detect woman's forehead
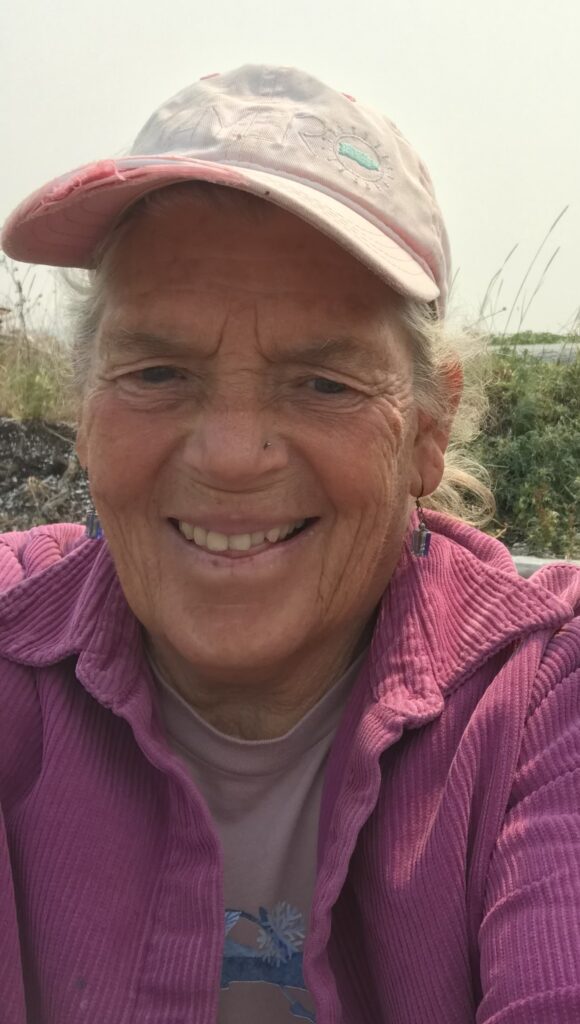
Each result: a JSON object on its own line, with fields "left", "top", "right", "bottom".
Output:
{"left": 106, "top": 195, "right": 399, "bottom": 305}
{"left": 96, "top": 196, "right": 408, "bottom": 365}
{"left": 99, "top": 285, "right": 405, "bottom": 369}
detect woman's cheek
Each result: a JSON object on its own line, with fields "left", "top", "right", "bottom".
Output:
{"left": 82, "top": 392, "right": 169, "bottom": 500}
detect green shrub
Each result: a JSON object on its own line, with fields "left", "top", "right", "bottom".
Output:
{"left": 470, "top": 348, "right": 580, "bottom": 558}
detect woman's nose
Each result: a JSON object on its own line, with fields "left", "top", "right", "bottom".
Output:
{"left": 178, "top": 402, "right": 286, "bottom": 490}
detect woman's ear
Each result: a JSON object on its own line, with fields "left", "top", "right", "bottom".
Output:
{"left": 444, "top": 359, "right": 464, "bottom": 419}
{"left": 411, "top": 360, "right": 464, "bottom": 498}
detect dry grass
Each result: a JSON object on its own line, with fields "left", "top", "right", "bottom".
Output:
{"left": 0, "top": 254, "right": 75, "bottom": 422}
{"left": 0, "top": 330, "right": 76, "bottom": 422}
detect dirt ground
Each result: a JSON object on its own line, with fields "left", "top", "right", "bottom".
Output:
{"left": 0, "top": 417, "right": 89, "bottom": 533}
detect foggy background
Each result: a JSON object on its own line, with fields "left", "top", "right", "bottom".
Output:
{"left": 1, "top": 0, "right": 579, "bottom": 334}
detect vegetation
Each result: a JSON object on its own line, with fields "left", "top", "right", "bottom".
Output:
{"left": 0, "top": 254, "right": 75, "bottom": 422}
{"left": 490, "top": 331, "right": 573, "bottom": 346}
{"left": 0, "top": 332, "right": 75, "bottom": 422}
{"left": 469, "top": 347, "right": 580, "bottom": 559}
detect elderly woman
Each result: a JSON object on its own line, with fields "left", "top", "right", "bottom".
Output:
{"left": 1, "top": 66, "right": 579, "bottom": 1024}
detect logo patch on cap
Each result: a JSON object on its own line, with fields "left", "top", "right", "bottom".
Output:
{"left": 338, "top": 141, "right": 379, "bottom": 171}
{"left": 331, "top": 132, "right": 393, "bottom": 192}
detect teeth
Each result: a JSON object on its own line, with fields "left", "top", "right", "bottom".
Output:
{"left": 229, "top": 533, "right": 252, "bottom": 551}
{"left": 206, "top": 531, "right": 228, "bottom": 552}
{"left": 177, "top": 519, "right": 307, "bottom": 552}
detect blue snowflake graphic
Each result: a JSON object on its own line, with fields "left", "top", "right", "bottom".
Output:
{"left": 222, "top": 902, "right": 316, "bottom": 1021}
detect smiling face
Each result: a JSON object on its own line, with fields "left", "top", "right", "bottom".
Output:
{"left": 77, "top": 193, "right": 448, "bottom": 689}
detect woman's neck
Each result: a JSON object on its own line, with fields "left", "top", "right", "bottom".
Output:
{"left": 146, "top": 615, "right": 375, "bottom": 741}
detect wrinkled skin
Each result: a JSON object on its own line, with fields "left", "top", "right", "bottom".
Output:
{"left": 77, "top": 197, "right": 455, "bottom": 738}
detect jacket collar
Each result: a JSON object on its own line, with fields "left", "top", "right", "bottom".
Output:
{"left": 0, "top": 538, "right": 144, "bottom": 709}
{"left": 0, "top": 515, "right": 574, "bottom": 717}
{"left": 368, "top": 512, "right": 574, "bottom": 717}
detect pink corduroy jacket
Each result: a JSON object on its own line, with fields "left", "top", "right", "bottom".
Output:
{"left": 0, "top": 515, "right": 579, "bottom": 1024}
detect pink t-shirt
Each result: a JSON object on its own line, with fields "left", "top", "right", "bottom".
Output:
{"left": 150, "top": 653, "right": 365, "bottom": 1023}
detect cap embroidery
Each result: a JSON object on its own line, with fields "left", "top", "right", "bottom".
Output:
{"left": 331, "top": 131, "right": 393, "bottom": 192}
{"left": 136, "top": 104, "right": 394, "bottom": 196}
{"left": 338, "top": 141, "right": 379, "bottom": 171}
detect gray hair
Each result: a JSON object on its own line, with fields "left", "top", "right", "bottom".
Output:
{"left": 63, "top": 182, "right": 494, "bottom": 526}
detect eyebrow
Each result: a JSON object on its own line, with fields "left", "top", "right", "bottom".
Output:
{"left": 100, "top": 328, "right": 383, "bottom": 373}
{"left": 273, "top": 336, "right": 382, "bottom": 374}
{"left": 100, "top": 328, "right": 188, "bottom": 357}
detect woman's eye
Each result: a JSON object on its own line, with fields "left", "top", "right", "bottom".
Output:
{"left": 134, "top": 366, "right": 183, "bottom": 384}
{"left": 308, "top": 377, "right": 348, "bottom": 394}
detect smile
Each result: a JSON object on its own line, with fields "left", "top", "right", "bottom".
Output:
{"left": 176, "top": 518, "right": 308, "bottom": 553}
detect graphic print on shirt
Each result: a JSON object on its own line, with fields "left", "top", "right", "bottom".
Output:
{"left": 221, "top": 902, "right": 316, "bottom": 1021}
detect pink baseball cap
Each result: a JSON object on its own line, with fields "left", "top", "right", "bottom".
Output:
{"left": 1, "top": 65, "right": 451, "bottom": 313}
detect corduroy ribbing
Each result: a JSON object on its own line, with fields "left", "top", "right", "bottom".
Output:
{"left": 0, "top": 517, "right": 579, "bottom": 1023}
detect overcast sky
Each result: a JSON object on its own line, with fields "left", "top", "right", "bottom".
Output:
{"left": 1, "top": 0, "right": 579, "bottom": 334}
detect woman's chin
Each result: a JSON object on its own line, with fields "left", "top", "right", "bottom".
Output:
{"left": 155, "top": 608, "right": 316, "bottom": 681}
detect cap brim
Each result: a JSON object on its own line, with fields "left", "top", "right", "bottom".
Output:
{"left": 1, "top": 156, "right": 440, "bottom": 303}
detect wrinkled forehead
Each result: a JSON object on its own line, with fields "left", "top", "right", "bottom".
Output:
{"left": 95, "top": 193, "right": 410, "bottom": 362}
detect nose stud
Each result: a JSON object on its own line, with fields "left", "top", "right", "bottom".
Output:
{"left": 263, "top": 440, "right": 272, "bottom": 450}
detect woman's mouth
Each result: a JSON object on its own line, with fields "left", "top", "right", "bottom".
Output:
{"left": 170, "top": 517, "right": 315, "bottom": 555}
